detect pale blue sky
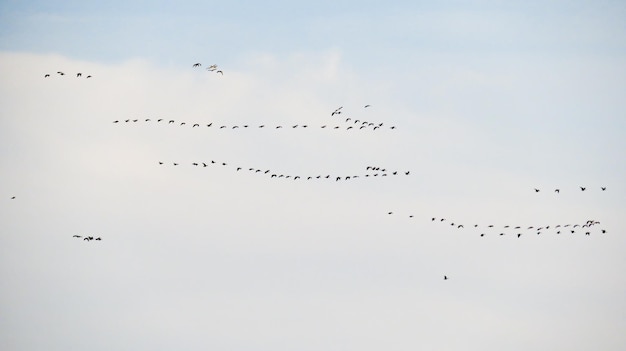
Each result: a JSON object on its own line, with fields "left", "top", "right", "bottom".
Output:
{"left": 1, "top": 1, "right": 625, "bottom": 350}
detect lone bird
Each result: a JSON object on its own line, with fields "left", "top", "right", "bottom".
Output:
{"left": 444, "top": 276, "right": 448, "bottom": 280}
{"left": 193, "top": 63, "right": 201, "bottom": 67}
{"left": 534, "top": 188, "right": 540, "bottom": 192}
{"left": 555, "top": 189, "right": 560, "bottom": 193}
{"left": 601, "top": 187, "right": 606, "bottom": 191}
{"left": 77, "top": 73, "right": 82, "bottom": 77}
{"left": 580, "top": 186, "right": 586, "bottom": 191}
{"left": 44, "top": 74, "right": 50, "bottom": 77}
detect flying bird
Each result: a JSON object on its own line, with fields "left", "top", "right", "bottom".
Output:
{"left": 580, "top": 186, "right": 586, "bottom": 191}
{"left": 534, "top": 188, "right": 540, "bottom": 192}
{"left": 44, "top": 74, "right": 50, "bottom": 77}
{"left": 601, "top": 187, "right": 606, "bottom": 191}
{"left": 193, "top": 63, "right": 201, "bottom": 67}
{"left": 76, "top": 73, "right": 82, "bottom": 77}
{"left": 364, "top": 105, "right": 371, "bottom": 108}
{"left": 555, "top": 189, "right": 560, "bottom": 193}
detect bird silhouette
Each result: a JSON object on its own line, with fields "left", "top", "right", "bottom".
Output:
{"left": 73, "top": 235, "right": 81, "bottom": 238}
{"left": 580, "top": 186, "right": 586, "bottom": 191}
{"left": 86, "top": 75, "right": 92, "bottom": 78}
{"left": 364, "top": 105, "right": 371, "bottom": 108}
{"left": 534, "top": 188, "right": 540, "bottom": 192}
{"left": 555, "top": 189, "right": 560, "bottom": 193}
{"left": 444, "top": 276, "right": 448, "bottom": 280}
{"left": 77, "top": 73, "right": 82, "bottom": 77}
{"left": 601, "top": 187, "right": 606, "bottom": 191}
{"left": 44, "top": 74, "right": 50, "bottom": 77}
{"left": 95, "top": 237, "right": 101, "bottom": 240}
{"left": 193, "top": 63, "right": 201, "bottom": 67}
{"left": 193, "top": 124, "right": 199, "bottom": 127}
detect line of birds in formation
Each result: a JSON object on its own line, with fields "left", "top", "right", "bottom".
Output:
{"left": 387, "top": 213, "right": 606, "bottom": 237}
{"left": 72, "top": 235, "right": 102, "bottom": 241}
{"left": 192, "top": 63, "right": 223, "bottom": 75}
{"left": 113, "top": 118, "right": 396, "bottom": 130}
{"left": 44, "top": 72, "right": 92, "bottom": 78}
{"left": 159, "top": 161, "right": 410, "bottom": 181}
{"left": 534, "top": 187, "right": 607, "bottom": 193}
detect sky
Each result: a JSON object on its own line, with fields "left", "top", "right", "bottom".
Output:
{"left": 1, "top": 1, "right": 625, "bottom": 350}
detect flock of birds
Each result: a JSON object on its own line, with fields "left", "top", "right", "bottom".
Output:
{"left": 193, "top": 62, "right": 223, "bottom": 75}
{"left": 534, "top": 187, "right": 606, "bottom": 193}
{"left": 112, "top": 116, "right": 396, "bottom": 131}
{"left": 387, "top": 212, "right": 606, "bottom": 238}
{"left": 159, "top": 161, "right": 410, "bottom": 181}
{"left": 72, "top": 235, "right": 102, "bottom": 242}
{"left": 10, "top": 61, "right": 607, "bottom": 282}
{"left": 44, "top": 71, "right": 92, "bottom": 78}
